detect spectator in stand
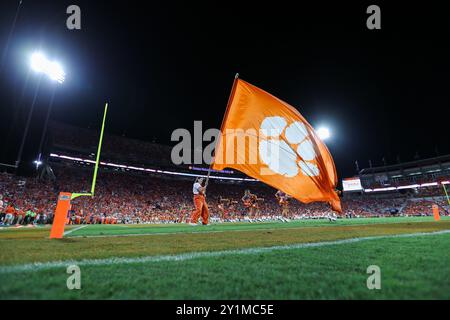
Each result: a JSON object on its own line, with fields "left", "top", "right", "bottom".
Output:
{"left": 0, "top": 164, "right": 448, "bottom": 226}
{"left": 0, "top": 195, "right": 4, "bottom": 223}
{"left": 4, "top": 203, "right": 16, "bottom": 226}
{"left": 15, "top": 208, "right": 25, "bottom": 225}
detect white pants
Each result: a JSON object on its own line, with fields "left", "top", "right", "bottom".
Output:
{"left": 4, "top": 214, "right": 14, "bottom": 225}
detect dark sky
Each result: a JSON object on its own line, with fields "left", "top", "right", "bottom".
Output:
{"left": 0, "top": 0, "right": 449, "bottom": 179}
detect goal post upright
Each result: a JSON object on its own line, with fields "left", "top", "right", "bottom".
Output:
{"left": 443, "top": 182, "right": 450, "bottom": 206}
{"left": 90, "top": 102, "right": 108, "bottom": 197}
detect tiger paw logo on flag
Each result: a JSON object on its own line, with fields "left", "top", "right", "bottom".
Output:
{"left": 259, "top": 116, "right": 320, "bottom": 178}
{"left": 213, "top": 78, "right": 342, "bottom": 212}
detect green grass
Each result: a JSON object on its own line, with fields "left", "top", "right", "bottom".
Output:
{"left": 58, "top": 216, "right": 450, "bottom": 236}
{"left": 1, "top": 233, "right": 449, "bottom": 299}
{"left": 0, "top": 217, "right": 449, "bottom": 299}
{"left": 0, "top": 216, "right": 443, "bottom": 240}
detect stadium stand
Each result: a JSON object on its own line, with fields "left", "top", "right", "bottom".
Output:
{"left": 1, "top": 161, "right": 449, "bottom": 226}
{"left": 0, "top": 123, "right": 449, "bottom": 226}
{"left": 49, "top": 121, "right": 174, "bottom": 168}
{"left": 359, "top": 155, "right": 450, "bottom": 190}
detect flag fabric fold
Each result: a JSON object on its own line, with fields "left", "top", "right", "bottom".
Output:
{"left": 212, "top": 78, "right": 341, "bottom": 212}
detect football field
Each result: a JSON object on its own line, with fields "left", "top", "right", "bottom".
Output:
{"left": 1, "top": 217, "right": 449, "bottom": 299}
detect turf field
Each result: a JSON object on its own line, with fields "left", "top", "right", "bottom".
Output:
{"left": 0, "top": 216, "right": 449, "bottom": 299}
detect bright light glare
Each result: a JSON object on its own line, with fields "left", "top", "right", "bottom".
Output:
{"left": 316, "top": 127, "right": 331, "bottom": 140}
{"left": 30, "top": 51, "right": 65, "bottom": 83}
{"left": 30, "top": 52, "right": 47, "bottom": 72}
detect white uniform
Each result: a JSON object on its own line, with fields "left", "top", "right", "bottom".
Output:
{"left": 193, "top": 182, "right": 202, "bottom": 195}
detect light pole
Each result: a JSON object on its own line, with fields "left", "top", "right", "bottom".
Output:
{"left": 15, "top": 51, "right": 65, "bottom": 170}
{"left": 15, "top": 74, "right": 42, "bottom": 169}
{"left": 36, "top": 85, "right": 56, "bottom": 169}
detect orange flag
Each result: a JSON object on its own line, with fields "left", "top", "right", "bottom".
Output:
{"left": 212, "top": 78, "right": 342, "bottom": 212}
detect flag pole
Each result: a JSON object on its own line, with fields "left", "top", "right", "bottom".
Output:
{"left": 205, "top": 73, "right": 239, "bottom": 190}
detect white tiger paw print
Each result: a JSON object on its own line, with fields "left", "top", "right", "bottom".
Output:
{"left": 259, "top": 116, "right": 320, "bottom": 178}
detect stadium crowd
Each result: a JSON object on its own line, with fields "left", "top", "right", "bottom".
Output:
{"left": 0, "top": 163, "right": 449, "bottom": 226}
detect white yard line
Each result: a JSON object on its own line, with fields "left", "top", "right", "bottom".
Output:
{"left": 63, "top": 225, "right": 88, "bottom": 236}
{"left": 1, "top": 229, "right": 449, "bottom": 274}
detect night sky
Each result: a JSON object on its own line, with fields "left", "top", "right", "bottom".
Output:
{"left": 0, "top": 1, "right": 449, "bottom": 179}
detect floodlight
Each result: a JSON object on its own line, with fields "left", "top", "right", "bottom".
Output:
{"left": 30, "top": 51, "right": 65, "bottom": 83}
{"left": 316, "top": 127, "right": 331, "bottom": 140}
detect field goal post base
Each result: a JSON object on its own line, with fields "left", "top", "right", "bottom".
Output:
{"left": 49, "top": 192, "right": 92, "bottom": 239}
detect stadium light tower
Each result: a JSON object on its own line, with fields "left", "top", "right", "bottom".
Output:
{"left": 15, "top": 51, "right": 66, "bottom": 171}
{"left": 316, "top": 127, "right": 331, "bottom": 140}
{"left": 30, "top": 51, "right": 65, "bottom": 83}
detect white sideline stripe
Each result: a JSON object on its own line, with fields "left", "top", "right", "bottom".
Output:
{"left": 1, "top": 229, "right": 450, "bottom": 274}
{"left": 63, "top": 225, "right": 87, "bottom": 236}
